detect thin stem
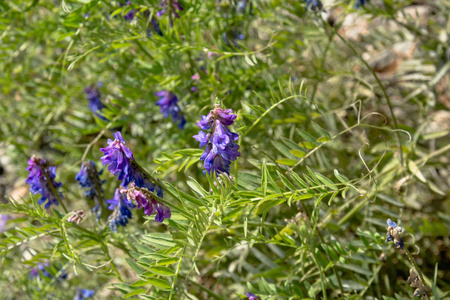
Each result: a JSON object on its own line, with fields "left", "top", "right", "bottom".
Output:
{"left": 311, "top": 252, "right": 328, "bottom": 300}
{"left": 100, "top": 240, "right": 123, "bottom": 281}
{"left": 168, "top": 248, "right": 185, "bottom": 300}
{"left": 299, "top": 201, "right": 344, "bottom": 294}
{"left": 333, "top": 30, "right": 404, "bottom": 166}
{"left": 310, "top": 24, "right": 341, "bottom": 103}
{"left": 178, "top": 275, "right": 225, "bottom": 300}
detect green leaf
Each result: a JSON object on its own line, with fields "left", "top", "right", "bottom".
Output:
{"left": 271, "top": 141, "right": 297, "bottom": 159}
{"left": 131, "top": 280, "right": 150, "bottom": 287}
{"left": 148, "top": 266, "right": 176, "bottom": 276}
{"left": 187, "top": 177, "right": 208, "bottom": 197}
{"left": 277, "top": 159, "right": 296, "bottom": 166}
{"left": 261, "top": 163, "right": 268, "bottom": 196}
{"left": 290, "top": 149, "right": 306, "bottom": 158}
{"left": 296, "top": 129, "right": 317, "bottom": 143}
{"left": 124, "top": 288, "right": 146, "bottom": 299}
{"left": 311, "top": 122, "right": 331, "bottom": 138}
{"left": 334, "top": 169, "right": 349, "bottom": 184}
{"left": 146, "top": 277, "right": 171, "bottom": 290}
{"left": 298, "top": 142, "right": 316, "bottom": 149}
{"left": 315, "top": 173, "right": 338, "bottom": 191}
{"left": 126, "top": 258, "right": 144, "bottom": 274}
{"left": 173, "top": 148, "right": 204, "bottom": 156}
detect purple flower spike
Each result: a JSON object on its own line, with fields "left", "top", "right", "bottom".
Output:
{"left": 155, "top": 91, "right": 186, "bottom": 129}
{"left": 85, "top": 85, "right": 108, "bottom": 121}
{"left": 100, "top": 132, "right": 135, "bottom": 186}
{"left": 246, "top": 292, "right": 261, "bottom": 300}
{"left": 26, "top": 156, "right": 63, "bottom": 209}
{"left": 387, "top": 219, "right": 397, "bottom": 228}
{"left": 193, "top": 105, "right": 240, "bottom": 176}
{"left": 30, "top": 262, "right": 67, "bottom": 281}
{"left": 127, "top": 183, "right": 171, "bottom": 222}
{"left": 0, "top": 215, "right": 8, "bottom": 232}
{"left": 74, "top": 288, "right": 95, "bottom": 300}
{"left": 107, "top": 188, "right": 135, "bottom": 232}
{"left": 76, "top": 161, "right": 104, "bottom": 220}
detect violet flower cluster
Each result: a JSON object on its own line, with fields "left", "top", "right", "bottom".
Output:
{"left": 30, "top": 263, "right": 51, "bottom": 279}
{"left": 304, "top": 0, "right": 323, "bottom": 11}
{"left": 155, "top": 91, "right": 186, "bottom": 129}
{"left": 355, "top": 0, "right": 369, "bottom": 8}
{"left": 30, "top": 262, "right": 67, "bottom": 280}
{"left": 74, "top": 288, "right": 95, "bottom": 300}
{"left": 76, "top": 160, "right": 105, "bottom": 220}
{"left": 100, "top": 131, "right": 171, "bottom": 228}
{"left": 385, "top": 219, "right": 404, "bottom": 249}
{"left": 100, "top": 131, "right": 136, "bottom": 187}
{"left": 26, "top": 155, "right": 63, "bottom": 209}
{"left": 107, "top": 188, "right": 135, "bottom": 232}
{"left": 194, "top": 105, "right": 240, "bottom": 175}
{"left": 157, "top": 0, "right": 183, "bottom": 27}
{"left": 246, "top": 292, "right": 260, "bottom": 300}
{"left": 85, "top": 84, "right": 108, "bottom": 121}
{"left": 127, "top": 183, "right": 171, "bottom": 222}
{"left": 0, "top": 214, "right": 8, "bottom": 232}
{"left": 122, "top": 1, "right": 163, "bottom": 36}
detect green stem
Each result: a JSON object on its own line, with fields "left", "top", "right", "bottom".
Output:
{"left": 178, "top": 275, "right": 225, "bottom": 300}
{"left": 100, "top": 241, "right": 123, "bottom": 281}
{"left": 333, "top": 30, "right": 404, "bottom": 167}
{"left": 168, "top": 248, "right": 185, "bottom": 300}
{"left": 311, "top": 252, "right": 328, "bottom": 300}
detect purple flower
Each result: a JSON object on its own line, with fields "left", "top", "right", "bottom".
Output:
{"left": 100, "top": 132, "right": 135, "bottom": 186}
{"left": 157, "top": 0, "right": 183, "bottom": 27}
{"left": 0, "top": 215, "right": 8, "bottom": 232}
{"left": 191, "top": 73, "right": 200, "bottom": 92}
{"left": 76, "top": 161, "right": 104, "bottom": 220}
{"left": 354, "top": 0, "right": 369, "bottom": 8}
{"left": 246, "top": 292, "right": 261, "bottom": 300}
{"left": 122, "top": 2, "right": 164, "bottom": 36}
{"left": 127, "top": 183, "right": 171, "bottom": 222}
{"left": 193, "top": 105, "right": 240, "bottom": 175}
{"left": 74, "top": 288, "right": 95, "bottom": 300}
{"left": 30, "top": 263, "right": 51, "bottom": 279}
{"left": 85, "top": 85, "right": 108, "bottom": 121}
{"left": 155, "top": 91, "right": 186, "bottom": 129}
{"left": 146, "top": 14, "right": 163, "bottom": 37}
{"left": 385, "top": 218, "right": 404, "bottom": 249}
{"left": 25, "top": 156, "right": 63, "bottom": 209}
{"left": 100, "top": 131, "right": 164, "bottom": 201}
{"left": 223, "top": 29, "right": 245, "bottom": 47}
{"left": 30, "top": 262, "right": 67, "bottom": 280}
{"left": 304, "top": 0, "right": 323, "bottom": 11}
{"left": 386, "top": 219, "right": 397, "bottom": 228}
{"left": 107, "top": 188, "right": 135, "bottom": 232}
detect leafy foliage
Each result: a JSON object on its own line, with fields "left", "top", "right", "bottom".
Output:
{"left": 0, "top": 0, "right": 449, "bottom": 299}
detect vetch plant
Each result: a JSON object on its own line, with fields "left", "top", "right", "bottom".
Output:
{"left": 85, "top": 84, "right": 107, "bottom": 121}
{"left": 26, "top": 155, "right": 65, "bottom": 210}
{"left": 107, "top": 188, "right": 135, "bottom": 232}
{"left": 76, "top": 160, "right": 104, "bottom": 220}
{"left": 385, "top": 218, "right": 404, "bottom": 249}
{"left": 0, "top": 0, "right": 448, "bottom": 299}
{"left": 194, "top": 105, "right": 240, "bottom": 175}
{"left": 155, "top": 91, "right": 186, "bottom": 129}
